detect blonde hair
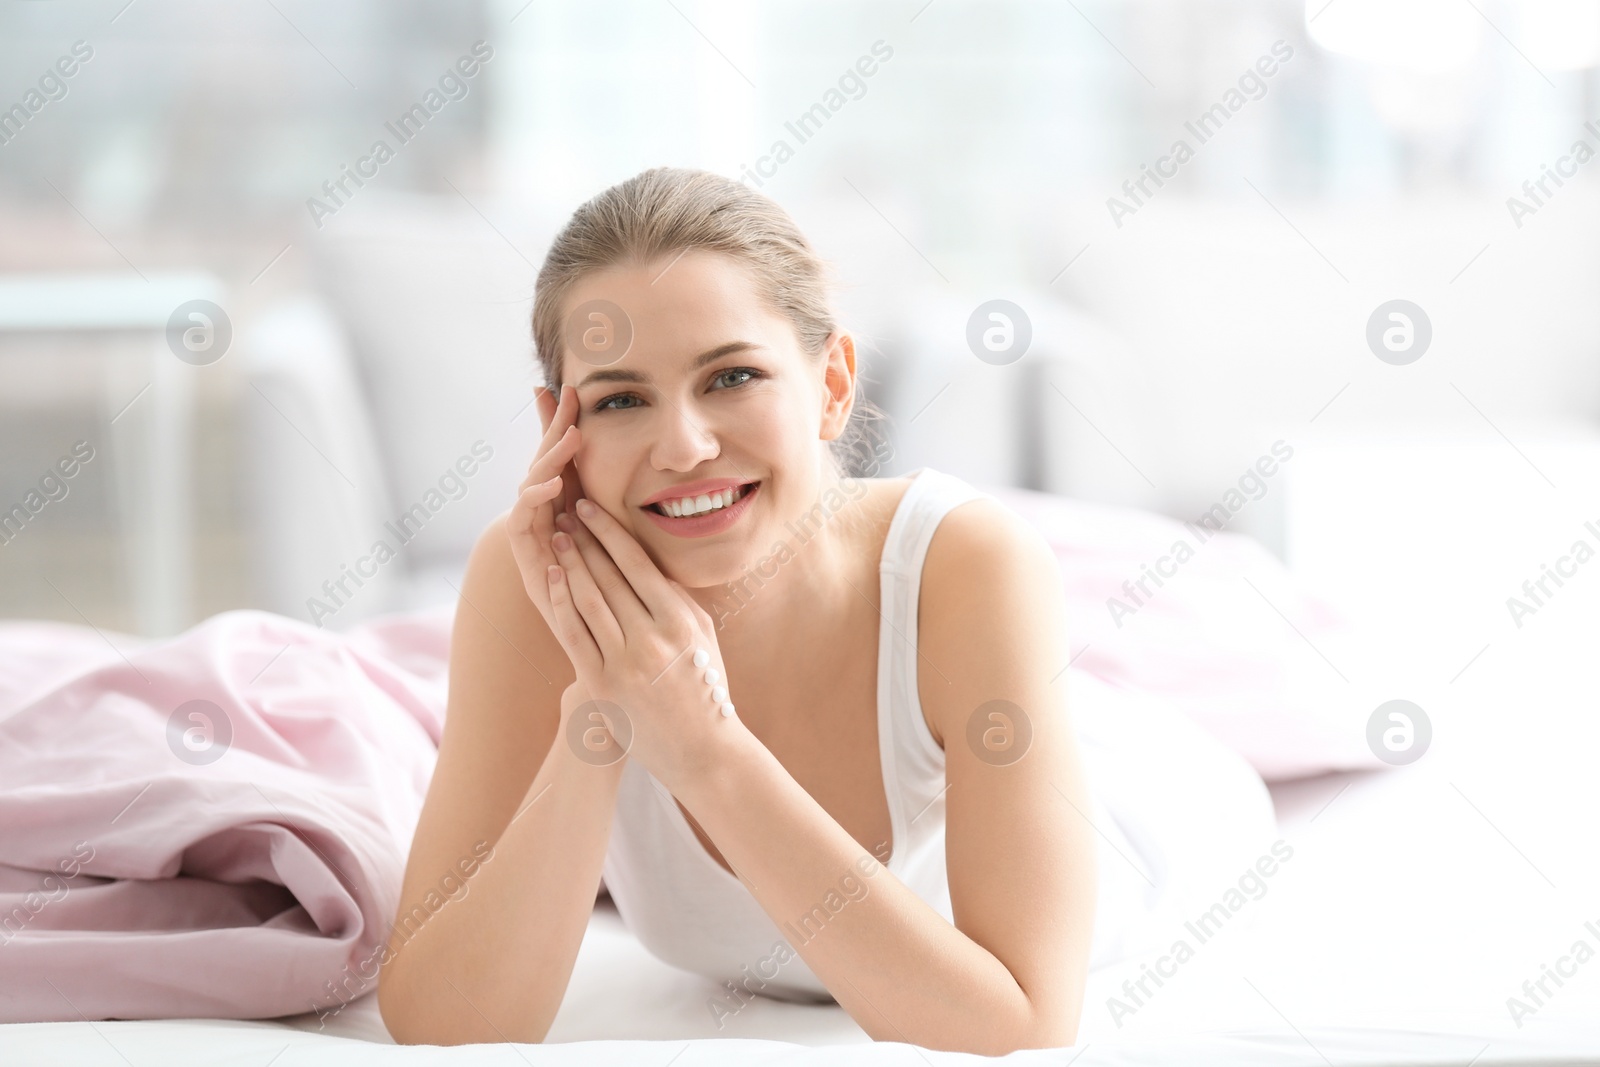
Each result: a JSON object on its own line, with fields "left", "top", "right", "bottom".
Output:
{"left": 531, "top": 166, "right": 885, "bottom": 477}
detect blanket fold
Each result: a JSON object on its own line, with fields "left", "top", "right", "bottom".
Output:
{"left": 0, "top": 606, "right": 450, "bottom": 1023}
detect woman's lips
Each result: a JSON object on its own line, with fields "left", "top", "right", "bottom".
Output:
{"left": 640, "top": 481, "right": 760, "bottom": 539}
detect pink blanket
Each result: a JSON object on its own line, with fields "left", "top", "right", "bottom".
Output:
{"left": 0, "top": 605, "right": 451, "bottom": 1023}
{"left": 986, "top": 485, "right": 1382, "bottom": 780}
{"left": 0, "top": 485, "right": 1376, "bottom": 1024}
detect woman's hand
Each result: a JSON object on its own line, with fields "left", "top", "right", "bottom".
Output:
{"left": 543, "top": 497, "right": 737, "bottom": 792}
{"left": 506, "top": 384, "right": 585, "bottom": 636}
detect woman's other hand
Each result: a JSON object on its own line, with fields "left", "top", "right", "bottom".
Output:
{"left": 506, "top": 383, "right": 584, "bottom": 635}
{"left": 544, "top": 498, "right": 738, "bottom": 792}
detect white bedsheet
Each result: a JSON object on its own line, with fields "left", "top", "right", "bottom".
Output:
{"left": 7, "top": 628, "right": 1597, "bottom": 1063}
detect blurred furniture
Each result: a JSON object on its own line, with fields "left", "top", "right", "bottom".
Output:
{"left": 238, "top": 193, "right": 552, "bottom": 628}
{"left": 234, "top": 188, "right": 1600, "bottom": 632}
{"left": 0, "top": 271, "right": 224, "bottom": 636}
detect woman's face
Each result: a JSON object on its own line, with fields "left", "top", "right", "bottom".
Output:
{"left": 559, "top": 249, "right": 852, "bottom": 589}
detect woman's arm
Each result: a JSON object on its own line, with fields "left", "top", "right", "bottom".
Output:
{"left": 377, "top": 517, "right": 622, "bottom": 1046}
{"left": 671, "top": 499, "right": 1097, "bottom": 1054}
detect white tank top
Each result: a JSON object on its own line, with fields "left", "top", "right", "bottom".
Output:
{"left": 598, "top": 467, "right": 988, "bottom": 1004}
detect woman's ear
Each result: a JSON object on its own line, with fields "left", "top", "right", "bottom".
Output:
{"left": 819, "top": 331, "right": 857, "bottom": 442}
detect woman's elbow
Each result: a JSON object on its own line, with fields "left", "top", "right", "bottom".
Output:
{"left": 1026, "top": 1018, "right": 1080, "bottom": 1051}
{"left": 376, "top": 963, "right": 432, "bottom": 1045}
{"left": 1011, "top": 994, "right": 1082, "bottom": 1052}
{"left": 378, "top": 965, "right": 551, "bottom": 1047}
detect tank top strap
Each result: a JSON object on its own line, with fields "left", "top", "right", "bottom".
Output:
{"left": 874, "top": 467, "right": 991, "bottom": 888}
{"left": 878, "top": 467, "right": 992, "bottom": 583}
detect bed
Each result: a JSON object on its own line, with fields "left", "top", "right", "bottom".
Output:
{"left": 3, "top": 474, "right": 1597, "bottom": 1065}
{"left": 9, "top": 729, "right": 1598, "bottom": 1065}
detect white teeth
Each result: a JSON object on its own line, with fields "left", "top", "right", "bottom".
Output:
{"left": 661, "top": 486, "right": 742, "bottom": 518}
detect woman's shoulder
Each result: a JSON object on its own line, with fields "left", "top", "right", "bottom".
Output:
{"left": 454, "top": 508, "right": 574, "bottom": 686}
{"left": 917, "top": 476, "right": 1060, "bottom": 601}
{"left": 859, "top": 472, "right": 917, "bottom": 520}
{"left": 873, "top": 469, "right": 1046, "bottom": 555}
{"left": 849, "top": 468, "right": 1052, "bottom": 573}
{"left": 462, "top": 507, "right": 531, "bottom": 613}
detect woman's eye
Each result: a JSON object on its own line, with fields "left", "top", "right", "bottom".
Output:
{"left": 711, "top": 367, "right": 759, "bottom": 390}
{"left": 595, "top": 392, "right": 642, "bottom": 412}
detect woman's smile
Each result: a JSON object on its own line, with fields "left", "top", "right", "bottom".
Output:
{"left": 639, "top": 479, "right": 761, "bottom": 538}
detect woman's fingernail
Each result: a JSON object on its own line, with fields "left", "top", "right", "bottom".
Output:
{"left": 555, "top": 511, "right": 575, "bottom": 532}
{"left": 576, "top": 498, "right": 596, "bottom": 518}
{"left": 553, "top": 531, "right": 572, "bottom": 551}
{"left": 547, "top": 564, "right": 563, "bottom": 585}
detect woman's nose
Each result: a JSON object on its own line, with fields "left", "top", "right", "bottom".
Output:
{"left": 650, "top": 401, "right": 720, "bottom": 471}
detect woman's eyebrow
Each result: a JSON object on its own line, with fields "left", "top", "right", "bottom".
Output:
{"left": 574, "top": 340, "right": 763, "bottom": 388}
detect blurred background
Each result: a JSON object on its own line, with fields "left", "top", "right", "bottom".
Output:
{"left": 2, "top": 0, "right": 1598, "bottom": 671}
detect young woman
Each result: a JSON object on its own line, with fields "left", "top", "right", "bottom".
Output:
{"left": 377, "top": 167, "right": 1097, "bottom": 1053}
